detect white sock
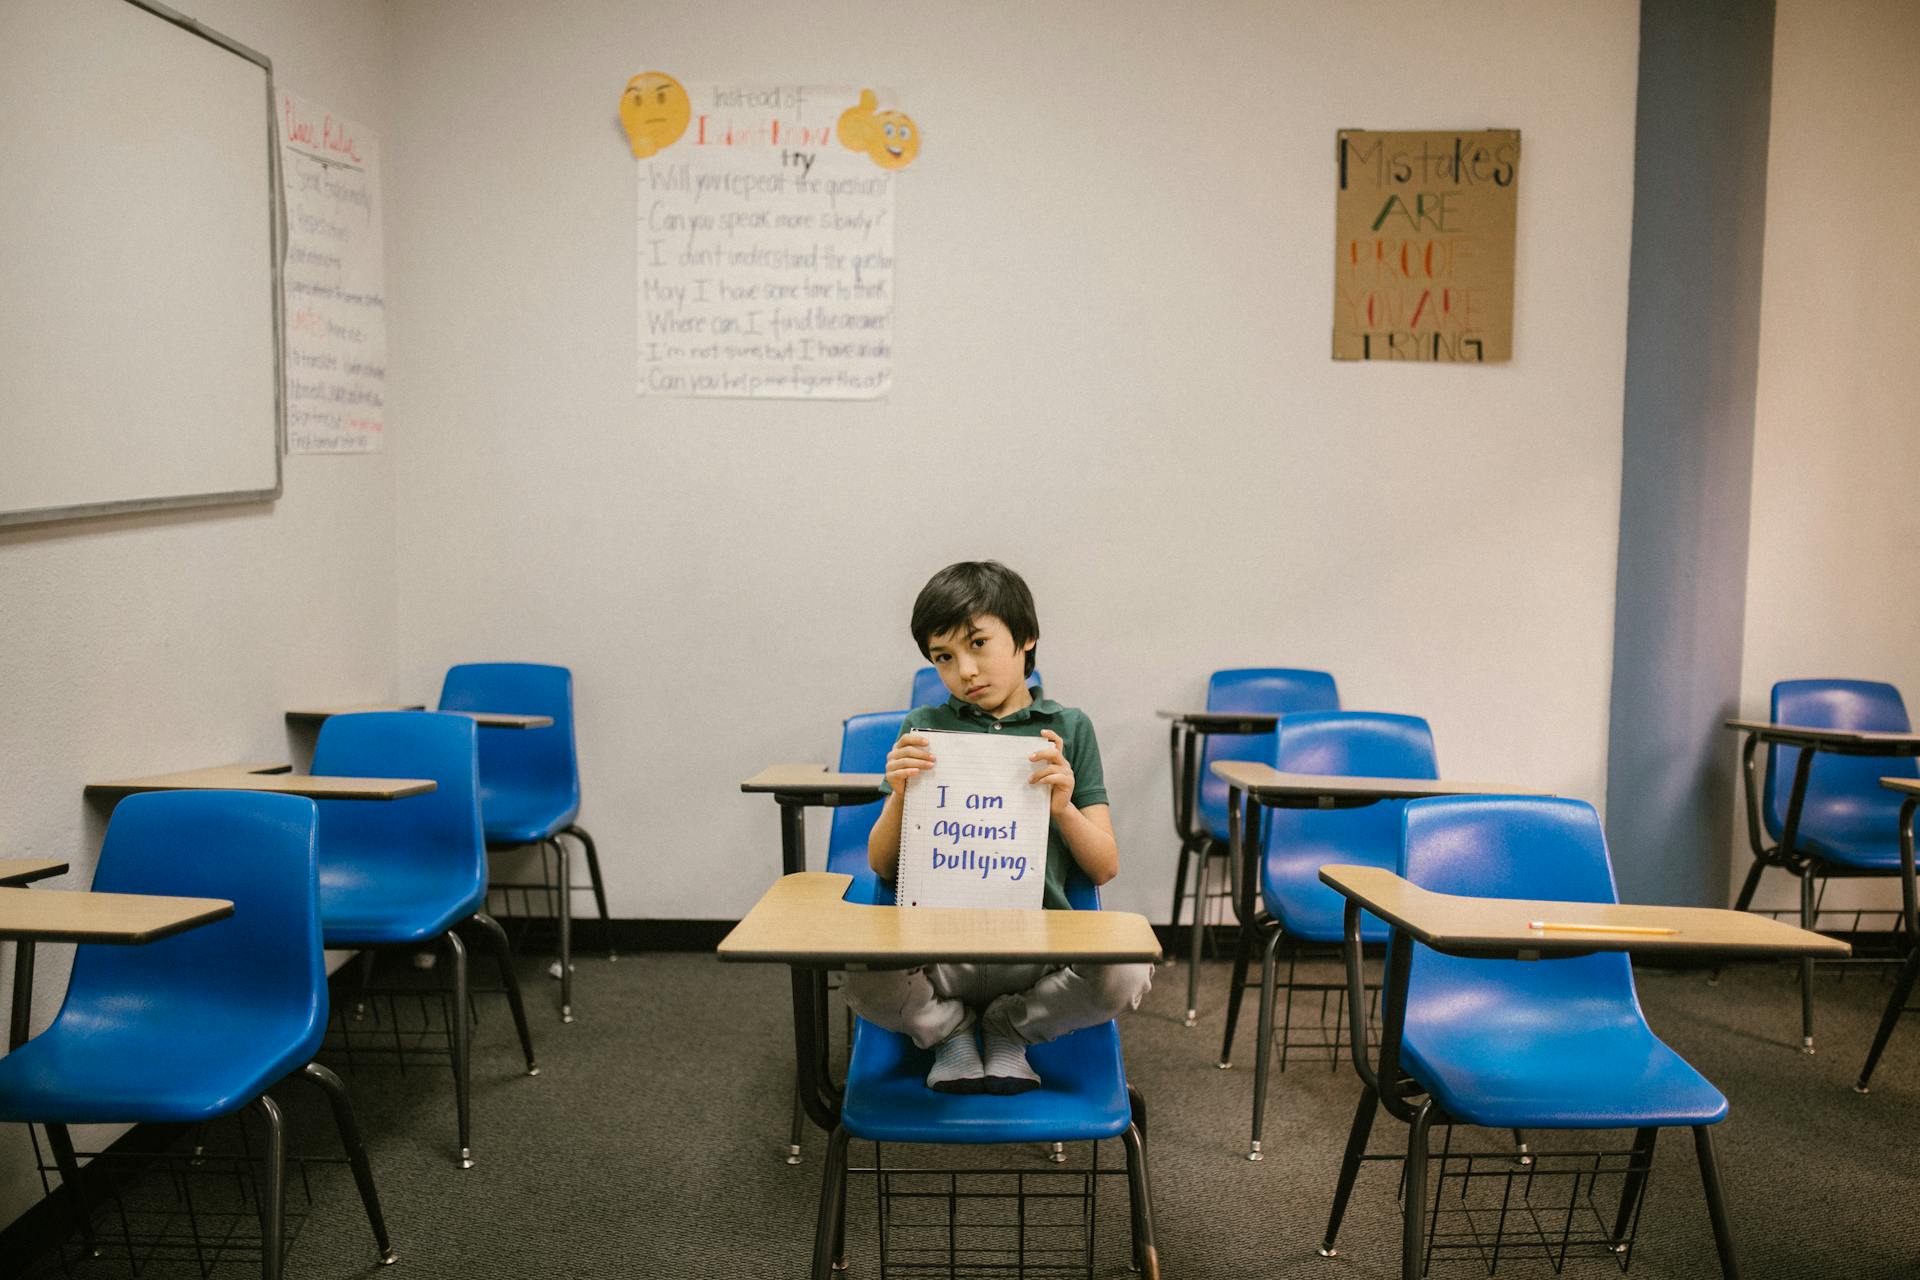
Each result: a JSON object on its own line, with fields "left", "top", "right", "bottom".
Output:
{"left": 980, "top": 995, "right": 1041, "bottom": 1094}
{"left": 925, "top": 1017, "right": 985, "bottom": 1093}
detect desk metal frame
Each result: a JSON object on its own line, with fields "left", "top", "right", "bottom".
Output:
{"left": 1728, "top": 720, "right": 1920, "bottom": 1051}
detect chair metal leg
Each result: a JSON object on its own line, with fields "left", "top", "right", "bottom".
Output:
{"left": 563, "top": 823, "right": 614, "bottom": 959}
{"left": 1798, "top": 870, "right": 1817, "bottom": 1053}
{"left": 1692, "top": 1125, "right": 1740, "bottom": 1279}
{"left": 1511, "top": 1128, "right": 1532, "bottom": 1166}
{"left": 441, "top": 929, "right": 474, "bottom": 1168}
{"left": 832, "top": 1135, "right": 850, "bottom": 1272}
{"left": 1855, "top": 944, "right": 1920, "bottom": 1091}
{"left": 252, "top": 1094, "right": 287, "bottom": 1280}
{"left": 353, "top": 948, "right": 378, "bottom": 1020}
{"left": 1731, "top": 857, "right": 1767, "bottom": 914}
{"left": 44, "top": 1123, "right": 97, "bottom": 1256}
{"left": 1128, "top": 1084, "right": 1148, "bottom": 1141}
{"left": 1217, "top": 911, "right": 1256, "bottom": 1068}
{"left": 1610, "top": 1127, "right": 1659, "bottom": 1251}
{"left": 1319, "top": 1085, "right": 1377, "bottom": 1256}
{"left": 1402, "top": 1101, "right": 1436, "bottom": 1280}
{"left": 1184, "top": 848, "right": 1212, "bottom": 1026}
{"left": 1121, "top": 1122, "right": 1160, "bottom": 1279}
{"left": 1168, "top": 838, "right": 1193, "bottom": 938}
{"left": 810, "top": 1126, "right": 853, "bottom": 1280}
{"left": 553, "top": 839, "right": 575, "bottom": 1022}
{"left": 1249, "top": 926, "right": 1283, "bottom": 1161}
{"left": 299, "top": 1063, "right": 398, "bottom": 1264}
{"left": 469, "top": 911, "right": 539, "bottom": 1075}
{"left": 787, "top": 1079, "right": 807, "bottom": 1164}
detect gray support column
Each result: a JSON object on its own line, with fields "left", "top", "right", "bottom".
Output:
{"left": 1605, "top": 0, "right": 1775, "bottom": 905}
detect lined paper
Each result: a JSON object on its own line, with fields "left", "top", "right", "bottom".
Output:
{"left": 897, "top": 731, "right": 1050, "bottom": 909}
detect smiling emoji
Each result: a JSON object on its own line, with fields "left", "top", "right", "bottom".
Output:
{"left": 837, "top": 89, "right": 920, "bottom": 171}
{"left": 620, "top": 71, "right": 690, "bottom": 159}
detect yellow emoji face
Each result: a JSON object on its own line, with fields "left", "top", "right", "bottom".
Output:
{"left": 620, "top": 72, "right": 690, "bottom": 158}
{"left": 838, "top": 89, "right": 921, "bottom": 171}
{"left": 868, "top": 111, "right": 920, "bottom": 170}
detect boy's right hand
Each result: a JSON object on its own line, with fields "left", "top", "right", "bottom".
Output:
{"left": 884, "top": 734, "right": 934, "bottom": 789}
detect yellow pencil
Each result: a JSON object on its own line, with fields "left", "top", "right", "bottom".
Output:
{"left": 1527, "top": 920, "right": 1677, "bottom": 936}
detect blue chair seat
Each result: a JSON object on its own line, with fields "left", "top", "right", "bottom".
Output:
{"left": 0, "top": 1015, "right": 319, "bottom": 1125}
{"left": 1262, "top": 836, "right": 1391, "bottom": 943}
{"left": 841, "top": 1020, "right": 1132, "bottom": 1145}
{"left": 1788, "top": 791, "right": 1909, "bottom": 869}
{"left": 319, "top": 857, "right": 483, "bottom": 945}
{"left": 479, "top": 793, "right": 579, "bottom": 846}
{"left": 1404, "top": 964, "right": 1729, "bottom": 1129}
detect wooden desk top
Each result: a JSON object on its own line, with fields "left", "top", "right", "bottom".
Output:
{"left": 285, "top": 705, "right": 551, "bottom": 729}
{"left": 1881, "top": 777, "right": 1920, "bottom": 798}
{"left": 1318, "top": 865, "right": 1850, "bottom": 960}
{"left": 718, "top": 872, "right": 1162, "bottom": 967}
{"left": 0, "top": 886, "right": 233, "bottom": 944}
{"left": 1156, "top": 709, "right": 1280, "bottom": 730}
{"left": 1725, "top": 719, "right": 1920, "bottom": 753}
{"left": 740, "top": 764, "right": 886, "bottom": 797}
{"left": 87, "top": 763, "right": 435, "bottom": 802}
{"left": 0, "top": 860, "right": 69, "bottom": 887}
{"left": 1211, "top": 761, "right": 1540, "bottom": 805}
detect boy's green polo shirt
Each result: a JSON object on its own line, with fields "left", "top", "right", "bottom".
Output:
{"left": 880, "top": 692, "right": 1108, "bottom": 910}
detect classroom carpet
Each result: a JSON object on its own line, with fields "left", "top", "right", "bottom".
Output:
{"left": 14, "top": 943, "right": 1919, "bottom": 1280}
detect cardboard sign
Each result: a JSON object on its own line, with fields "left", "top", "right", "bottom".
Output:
{"left": 1332, "top": 129, "right": 1519, "bottom": 363}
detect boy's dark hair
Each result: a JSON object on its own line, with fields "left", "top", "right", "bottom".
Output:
{"left": 911, "top": 561, "right": 1040, "bottom": 676}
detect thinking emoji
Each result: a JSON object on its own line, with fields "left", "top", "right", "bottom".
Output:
{"left": 837, "top": 89, "right": 920, "bottom": 171}
{"left": 620, "top": 72, "right": 690, "bottom": 159}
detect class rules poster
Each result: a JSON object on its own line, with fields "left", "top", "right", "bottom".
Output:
{"left": 1332, "top": 130, "right": 1519, "bottom": 363}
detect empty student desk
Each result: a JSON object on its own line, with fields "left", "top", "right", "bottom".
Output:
{"left": 86, "top": 762, "right": 435, "bottom": 803}
{"left": 286, "top": 705, "right": 553, "bottom": 730}
{"left": 0, "top": 860, "right": 68, "bottom": 888}
{"left": 1207, "top": 760, "right": 1542, "bottom": 1068}
{"left": 740, "top": 765, "right": 886, "bottom": 876}
{"left": 3, "top": 884, "right": 234, "bottom": 1050}
{"left": 1316, "top": 862, "right": 1849, "bottom": 1280}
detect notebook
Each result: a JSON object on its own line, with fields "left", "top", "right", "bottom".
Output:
{"left": 896, "top": 729, "right": 1052, "bottom": 909}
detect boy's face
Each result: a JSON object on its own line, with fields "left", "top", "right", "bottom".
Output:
{"left": 925, "top": 613, "right": 1035, "bottom": 718}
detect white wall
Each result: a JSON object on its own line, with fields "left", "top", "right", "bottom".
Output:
{"left": 1734, "top": 0, "right": 1920, "bottom": 910}
{"left": 0, "top": 0, "right": 397, "bottom": 1231}
{"left": 387, "top": 0, "right": 1642, "bottom": 921}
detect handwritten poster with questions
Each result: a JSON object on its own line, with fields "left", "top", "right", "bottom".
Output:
{"left": 631, "top": 78, "right": 903, "bottom": 399}
{"left": 279, "top": 92, "right": 387, "bottom": 452}
{"left": 1332, "top": 129, "right": 1519, "bottom": 363}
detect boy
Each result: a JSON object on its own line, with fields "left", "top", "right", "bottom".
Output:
{"left": 845, "top": 561, "right": 1153, "bottom": 1094}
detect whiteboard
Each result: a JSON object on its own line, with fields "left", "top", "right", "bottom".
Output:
{"left": 0, "top": 0, "right": 282, "bottom": 527}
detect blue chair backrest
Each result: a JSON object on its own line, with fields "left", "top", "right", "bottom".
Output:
{"left": 828, "top": 709, "right": 910, "bottom": 880}
{"left": 63, "top": 790, "right": 326, "bottom": 1053}
{"left": 1265, "top": 711, "right": 1437, "bottom": 888}
{"left": 1196, "top": 668, "right": 1341, "bottom": 835}
{"left": 1764, "top": 679, "right": 1918, "bottom": 839}
{"left": 439, "top": 662, "right": 581, "bottom": 815}
{"left": 910, "top": 666, "right": 1045, "bottom": 710}
{"left": 311, "top": 711, "right": 488, "bottom": 912}
{"left": 1400, "top": 796, "right": 1639, "bottom": 1034}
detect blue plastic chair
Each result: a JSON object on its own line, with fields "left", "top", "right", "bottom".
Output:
{"left": 0, "top": 791, "right": 394, "bottom": 1279}
{"left": 312, "top": 711, "right": 538, "bottom": 1168}
{"left": 910, "top": 665, "right": 1043, "bottom": 710}
{"left": 1234, "top": 711, "right": 1436, "bottom": 1161}
{"left": 439, "top": 662, "right": 603, "bottom": 1023}
{"left": 1733, "top": 678, "right": 1920, "bottom": 1053}
{"left": 1320, "top": 797, "right": 1738, "bottom": 1278}
{"left": 1171, "top": 669, "right": 1340, "bottom": 1029}
{"left": 807, "top": 869, "right": 1158, "bottom": 1278}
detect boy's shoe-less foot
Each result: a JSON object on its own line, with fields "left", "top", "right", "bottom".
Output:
{"left": 926, "top": 1018, "right": 986, "bottom": 1094}
{"left": 980, "top": 995, "right": 1041, "bottom": 1095}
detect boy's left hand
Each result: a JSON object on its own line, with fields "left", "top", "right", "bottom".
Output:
{"left": 1028, "top": 730, "right": 1075, "bottom": 814}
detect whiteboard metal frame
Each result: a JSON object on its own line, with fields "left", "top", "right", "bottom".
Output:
{"left": 0, "top": 0, "right": 286, "bottom": 529}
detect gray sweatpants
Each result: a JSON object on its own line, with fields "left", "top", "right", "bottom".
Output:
{"left": 842, "top": 962, "right": 1154, "bottom": 1051}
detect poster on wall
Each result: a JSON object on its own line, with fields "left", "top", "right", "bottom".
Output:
{"left": 1332, "top": 129, "right": 1519, "bottom": 363}
{"left": 625, "top": 74, "right": 906, "bottom": 399}
{"left": 278, "top": 91, "right": 387, "bottom": 452}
